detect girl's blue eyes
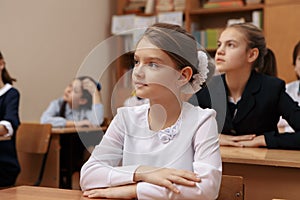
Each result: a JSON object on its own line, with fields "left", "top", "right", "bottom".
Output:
{"left": 228, "top": 43, "right": 235, "bottom": 48}
{"left": 134, "top": 60, "right": 159, "bottom": 68}
{"left": 148, "top": 62, "right": 158, "bottom": 68}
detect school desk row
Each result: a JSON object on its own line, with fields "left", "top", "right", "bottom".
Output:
{"left": 2, "top": 126, "right": 300, "bottom": 199}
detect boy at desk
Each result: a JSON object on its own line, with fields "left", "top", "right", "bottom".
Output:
{"left": 40, "top": 76, "right": 104, "bottom": 188}
{"left": 40, "top": 76, "right": 104, "bottom": 127}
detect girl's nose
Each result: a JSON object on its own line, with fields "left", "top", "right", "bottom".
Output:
{"left": 133, "top": 65, "right": 145, "bottom": 78}
{"left": 216, "top": 45, "right": 225, "bottom": 55}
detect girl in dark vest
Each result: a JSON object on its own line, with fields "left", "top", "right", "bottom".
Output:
{"left": 0, "top": 51, "right": 21, "bottom": 187}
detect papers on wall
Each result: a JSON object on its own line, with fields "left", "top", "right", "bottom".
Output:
{"left": 133, "top": 15, "right": 157, "bottom": 47}
{"left": 111, "top": 12, "right": 184, "bottom": 36}
{"left": 157, "top": 11, "right": 183, "bottom": 26}
{"left": 111, "top": 14, "right": 136, "bottom": 35}
{"left": 111, "top": 13, "right": 183, "bottom": 51}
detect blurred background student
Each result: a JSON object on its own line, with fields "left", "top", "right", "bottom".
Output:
{"left": 278, "top": 41, "right": 300, "bottom": 132}
{"left": 0, "top": 51, "right": 21, "bottom": 187}
{"left": 40, "top": 76, "right": 104, "bottom": 189}
{"left": 40, "top": 76, "right": 104, "bottom": 127}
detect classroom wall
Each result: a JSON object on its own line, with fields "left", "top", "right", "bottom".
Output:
{"left": 0, "top": 0, "right": 117, "bottom": 121}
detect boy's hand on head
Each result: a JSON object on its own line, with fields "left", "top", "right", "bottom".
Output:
{"left": 134, "top": 166, "right": 201, "bottom": 194}
{"left": 82, "top": 78, "right": 97, "bottom": 95}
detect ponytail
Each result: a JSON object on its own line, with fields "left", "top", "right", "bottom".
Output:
{"left": 258, "top": 48, "right": 277, "bottom": 77}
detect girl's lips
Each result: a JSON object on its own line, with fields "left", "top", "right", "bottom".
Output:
{"left": 215, "top": 58, "right": 225, "bottom": 63}
{"left": 134, "top": 82, "right": 147, "bottom": 88}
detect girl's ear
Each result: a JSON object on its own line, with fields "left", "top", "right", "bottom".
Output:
{"left": 79, "top": 98, "right": 88, "bottom": 106}
{"left": 178, "top": 66, "right": 193, "bottom": 86}
{"left": 248, "top": 47, "right": 259, "bottom": 63}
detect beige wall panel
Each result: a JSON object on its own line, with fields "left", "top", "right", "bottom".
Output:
{"left": 0, "top": 0, "right": 117, "bottom": 121}
{"left": 264, "top": 2, "right": 300, "bottom": 83}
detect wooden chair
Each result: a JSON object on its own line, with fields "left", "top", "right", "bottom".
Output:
{"left": 15, "top": 123, "right": 52, "bottom": 186}
{"left": 217, "top": 175, "right": 244, "bottom": 200}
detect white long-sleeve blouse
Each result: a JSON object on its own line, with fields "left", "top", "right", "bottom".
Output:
{"left": 80, "top": 102, "right": 222, "bottom": 200}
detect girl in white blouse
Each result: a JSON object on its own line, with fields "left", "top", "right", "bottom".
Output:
{"left": 80, "top": 23, "right": 222, "bottom": 200}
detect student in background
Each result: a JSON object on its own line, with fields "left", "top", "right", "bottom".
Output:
{"left": 278, "top": 41, "right": 300, "bottom": 132}
{"left": 256, "top": 48, "right": 278, "bottom": 77}
{"left": 40, "top": 76, "right": 104, "bottom": 189}
{"left": 195, "top": 23, "right": 300, "bottom": 149}
{"left": 0, "top": 51, "right": 21, "bottom": 187}
{"left": 40, "top": 76, "right": 104, "bottom": 127}
{"left": 80, "top": 23, "right": 221, "bottom": 199}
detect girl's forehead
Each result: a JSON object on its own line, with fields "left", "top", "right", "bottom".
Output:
{"left": 221, "top": 28, "right": 244, "bottom": 41}
{"left": 136, "top": 38, "right": 159, "bottom": 51}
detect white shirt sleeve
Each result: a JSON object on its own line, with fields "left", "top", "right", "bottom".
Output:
{"left": 80, "top": 109, "right": 138, "bottom": 190}
{"left": 40, "top": 99, "right": 67, "bottom": 127}
{"left": 80, "top": 105, "right": 222, "bottom": 200}
{"left": 136, "top": 113, "right": 222, "bottom": 200}
{"left": 0, "top": 120, "right": 13, "bottom": 137}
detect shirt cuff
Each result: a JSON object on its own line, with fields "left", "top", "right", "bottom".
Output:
{"left": 0, "top": 120, "right": 13, "bottom": 137}
{"left": 109, "top": 165, "right": 139, "bottom": 186}
{"left": 264, "top": 131, "right": 277, "bottom": 148}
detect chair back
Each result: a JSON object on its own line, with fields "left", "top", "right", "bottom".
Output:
{"left": 15, "top": 122, "right": 52, "bottom": 186}
{"left": 217, "top": 175, "right": 244, "bottom": 200}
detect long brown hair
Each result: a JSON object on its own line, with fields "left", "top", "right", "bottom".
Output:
{"left": 0, "top": 51, "right": 17, "bottom": 84}
{"left": 257, "top": 48, "right": 278, "bottom": 77}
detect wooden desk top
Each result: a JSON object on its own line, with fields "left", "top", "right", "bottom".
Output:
{"left": 0, "top": 136, "right": 11, "bottom": 141}
{"left": 0, "top": 186, "right": 87, "bottom": 200}
{"left": 220, "top": 146, "right": 300, "bottom": 168}
{"left": 51, "top": 126, "right": 106, "bottom": 135}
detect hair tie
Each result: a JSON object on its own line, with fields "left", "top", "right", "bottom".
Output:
{"left": 190, "top": 51, "right": 209, "bottom": 92}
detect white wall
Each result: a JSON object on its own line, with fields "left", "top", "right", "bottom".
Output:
{"left": 0, "top": 0, "right": 117, "bottom": 121}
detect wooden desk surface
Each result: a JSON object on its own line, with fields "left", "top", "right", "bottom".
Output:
{"left": 0, "top": 186, "right": 87, "bottom": 200}
{"left": 0, "top": 136, "right": 11, "bottom": 141}
{"left": 51, "top": 126, "right": 106, "bottom": 134}
{"left": 220, "top": 146, "right": 300, "bottom": 168}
